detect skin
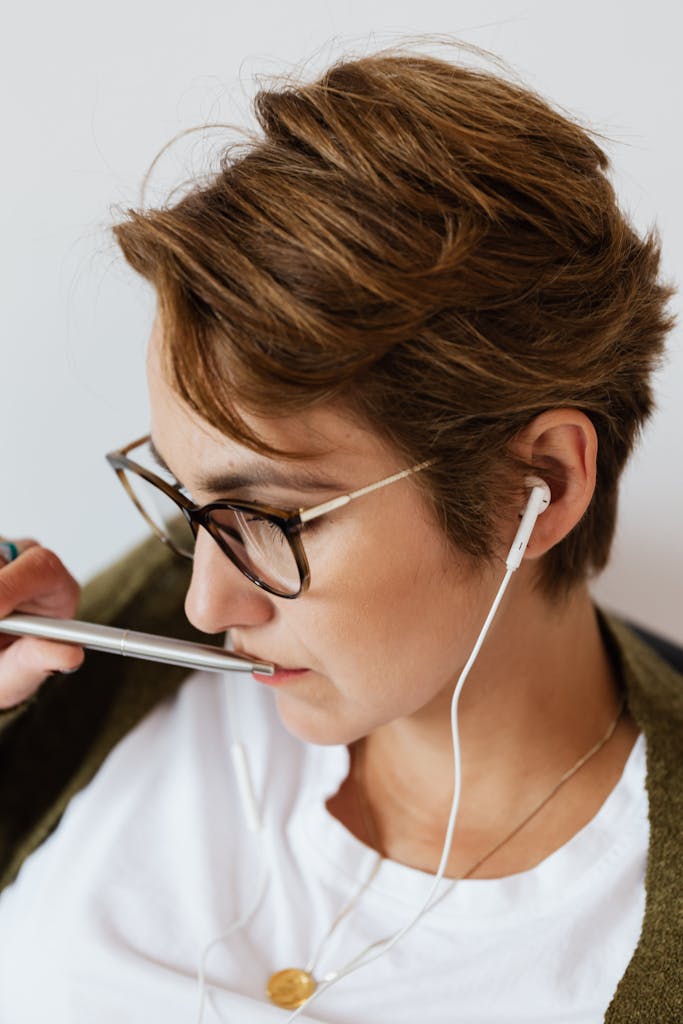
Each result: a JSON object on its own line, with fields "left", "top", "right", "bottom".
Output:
{"left": 0, "top": 541, "right": 83, "bottom": 707}
{"left": 147, "top": 322, "right": 639, "bottom": 880}
{"left": 0, "top": 317, "right": 638, "bottom": 880}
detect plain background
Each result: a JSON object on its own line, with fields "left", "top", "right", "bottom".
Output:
{"left": 2, "top": 0, "right": 682, "bottom": 641}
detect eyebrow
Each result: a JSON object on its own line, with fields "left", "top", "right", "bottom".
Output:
{"left": 148, "top": 437, "right": 347, "bottom": 496}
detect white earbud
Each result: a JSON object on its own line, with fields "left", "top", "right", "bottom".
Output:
{"left": 505, "top": 475, "right": 551, "bottom": 571}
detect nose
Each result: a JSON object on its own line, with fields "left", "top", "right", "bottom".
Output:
{"left": 184, "top": 528, "right": 276, "bottom": 634}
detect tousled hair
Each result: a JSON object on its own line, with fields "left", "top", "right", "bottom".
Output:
{"left": 113, "top": 47, "right": 675, "bottom": 601}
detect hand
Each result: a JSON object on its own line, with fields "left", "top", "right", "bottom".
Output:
{"left": 0, "top": 539, "right": 84, "bottom": 710}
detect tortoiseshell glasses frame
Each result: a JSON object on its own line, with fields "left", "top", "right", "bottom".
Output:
{"left": 106, "top": 434, "right": 434, "bottom": 599}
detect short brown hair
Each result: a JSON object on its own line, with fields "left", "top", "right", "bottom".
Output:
{"left": 113, "top": 48, "right": 675, "bottom": 601}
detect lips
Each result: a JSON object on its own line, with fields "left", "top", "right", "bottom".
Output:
{"left": 235, "top": 651, "right": 304, "bottom": 672}
{"left": 252, "top": 666, "right": 311, "bottom": 686}
{"left": 232, "top": 646, "right": 309, "bottom": 679}
{"left": 230, "top": 632, "right": 311, "bottom": 684}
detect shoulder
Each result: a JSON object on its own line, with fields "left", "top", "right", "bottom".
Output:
{"left": 596, "top": 608, "right": 683, "bottom": 728}
{"left": 0, "top": 538, "right": 200, "bottom": 891}
{"left": 598, "top": 607, "right": 683, "bottom": 1022}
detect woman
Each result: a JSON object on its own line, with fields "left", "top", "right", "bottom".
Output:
{"left": 0, "top": 49, "right": 680, "bottom": 1023}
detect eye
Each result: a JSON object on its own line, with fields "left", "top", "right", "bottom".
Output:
{"left": 243, "top": 515, "right": 289, "bottom": 547}
{"left": 215, "top": 522, "right": 244, "bottom": 545}
{"left": 207, "top": 508, "right": 289, "bottom": 549}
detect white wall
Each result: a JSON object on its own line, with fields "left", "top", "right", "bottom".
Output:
{"left": 3, "top": 0, "right": 682, "bottom": 641}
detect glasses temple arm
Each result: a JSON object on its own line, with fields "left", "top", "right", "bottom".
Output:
{"left": 299, "top": 460, "right": 434, "bottom": 525}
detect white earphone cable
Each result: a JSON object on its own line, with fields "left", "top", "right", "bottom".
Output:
{"left": 195, "top": 867, "right": 270, "bottom": 1024}
{"left": 195, "top": 641, "right": 265, "bottom": 1024}
{"left": 195, "top": 481, "right": 549, "bottom": 1021}
{"left": 281, "top": 566, "right": 515, "bottom": 1022}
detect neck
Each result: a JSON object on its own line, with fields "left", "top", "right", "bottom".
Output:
{"left": 377, "top": 581, "right": 618, "bottom": 787}
{"left": 330, "top": 578, "right": 638, "bottom": 877}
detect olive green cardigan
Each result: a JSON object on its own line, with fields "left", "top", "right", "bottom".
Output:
{"left": 0, "top": 538, "right": 681, "bottom": 1022}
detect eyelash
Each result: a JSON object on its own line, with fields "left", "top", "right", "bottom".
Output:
{"left": 242, "top": 514, "right": 326, "bottom": 542}
{"left": 174, "top": 482, "right": 329, "bottom": 538}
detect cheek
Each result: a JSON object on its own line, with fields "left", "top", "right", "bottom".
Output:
{"left": 283, "top": 514, "right": 488, "bottom": 722}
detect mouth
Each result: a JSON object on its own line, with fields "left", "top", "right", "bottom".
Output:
{"left": 233, "top": 648, "right": 311, "bottom": 686}
{"left": 252, "top": 665, "right": 311, "bottom": 686}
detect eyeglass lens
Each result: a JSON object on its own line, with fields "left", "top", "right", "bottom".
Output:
{"left": 118, "top": 452, "right": 302, "bottom": 595}
{"left": 121, "top": 467, "right": 196, "bottom": 557}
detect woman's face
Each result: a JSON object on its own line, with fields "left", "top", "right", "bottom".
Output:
{"left": 147, "top": 327, "right": 504, "bottom": 746}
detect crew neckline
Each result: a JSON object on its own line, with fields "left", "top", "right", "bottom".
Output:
{"left": 300, "top": 731, "right": 647, "bottom": 928}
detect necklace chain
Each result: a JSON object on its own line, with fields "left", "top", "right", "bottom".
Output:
{"left": 454, "top": 696, "right": 626, "bottom": 878}
{"left": 355, "top": 696, "right": 626, "bottom": 879}
{"left": 266, "top": 695, "right": 626, "bottom": 1010}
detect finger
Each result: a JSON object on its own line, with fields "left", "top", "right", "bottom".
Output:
{"left": 0, "top": 542, "right": 19, "bottom": 565}
{"left": 0, "top": 635, "right": 85, "bottom": 709}
{"left": 0, "top": 545, "right": 80, "bottom": 620}
{"left": 0, "top": 537, "right": 38, "bottom": 567}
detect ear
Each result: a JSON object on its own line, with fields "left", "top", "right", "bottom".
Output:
{"left": 510, "top": 409, "right": 598, "bottom": 560}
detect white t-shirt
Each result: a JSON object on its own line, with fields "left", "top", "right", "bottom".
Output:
{"left": 0, "top": 669, "right": 648, "bottom": 1024}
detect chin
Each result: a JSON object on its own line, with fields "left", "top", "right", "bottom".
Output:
{"left": 274, "top": 689, "right": 365, "bottom": 747}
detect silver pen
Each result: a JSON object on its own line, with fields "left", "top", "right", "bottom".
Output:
{"left": 0, "top": 613, "right": 274, "bottom": 676}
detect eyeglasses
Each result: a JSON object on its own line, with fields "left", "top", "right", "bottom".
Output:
{"left": 106, "top": 435, "right": 434, "bottom": 599}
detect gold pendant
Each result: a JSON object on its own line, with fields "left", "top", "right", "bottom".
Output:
{"left": 266, "top": 967, "right": 317, "bottom": 1009}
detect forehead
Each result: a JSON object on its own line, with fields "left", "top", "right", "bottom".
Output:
{"left": 145, "top": 319, "right": 393, "bottom": 481}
